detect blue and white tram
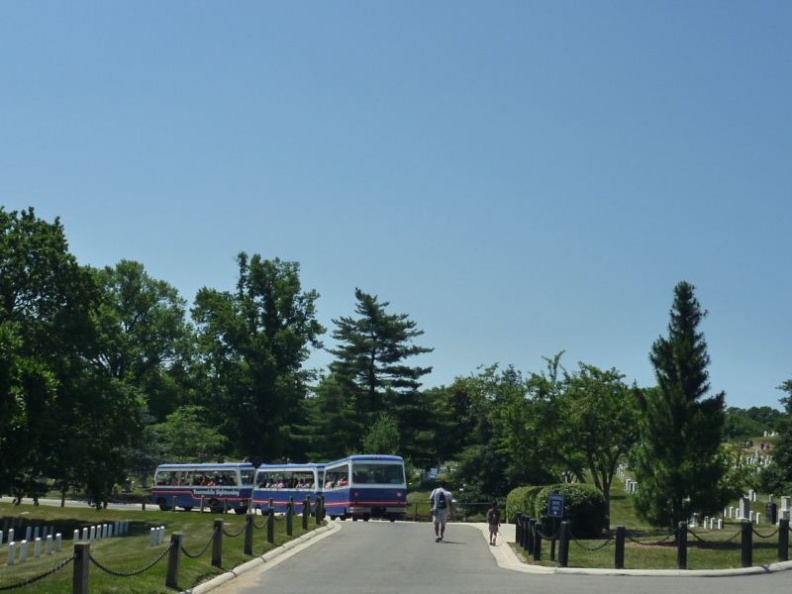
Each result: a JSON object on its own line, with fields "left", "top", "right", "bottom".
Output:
{"left": 322, "top": 455, "right": 407, "bottom": 522}
{"left": 251, "top": 462, "right": 323, "bottom": 515}
{"left": 151, "top": 462, "right": 255, "bottom": 514}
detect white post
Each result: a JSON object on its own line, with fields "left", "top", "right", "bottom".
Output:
{"left": 55, "top": 533, "right": 62, "bottom": 552}
{"left": 45, "top": 535, "right": 53, "bottom": 555}
{"left": 33, "top": 537, "right": 41, "bottom": 558}
{"left": 7, "top": 542, "right": 16, "bottom": 566}
{"left": 19, "top": 540, "right": 28, "bottom": 563}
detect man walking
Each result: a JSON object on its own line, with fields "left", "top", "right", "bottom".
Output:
{"left": 429, "top": 481, "right": 453, "bottom": 542}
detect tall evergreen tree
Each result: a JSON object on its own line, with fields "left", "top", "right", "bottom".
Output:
{"left": 632, "top": 281, "right": 728, "bottom": 528}
{"left": 328, "top": 288, "right": 433, "bottom": 458}
{"left": 299, "top": 373, "right": 363, "bottom": 461}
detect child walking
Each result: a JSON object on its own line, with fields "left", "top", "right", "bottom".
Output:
{"left": 486, "top": 501, "right": 501, "bottom": 546}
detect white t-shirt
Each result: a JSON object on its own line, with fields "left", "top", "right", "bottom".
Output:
{"left": 430, "top": 487, "right": 452, "bottom": 511}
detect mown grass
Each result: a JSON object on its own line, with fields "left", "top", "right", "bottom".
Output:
{"left": 512, "top": 479, "right": 789, "bottom": 571}
{"left": 0, "top": 502, "right": 322, "bottom": 593}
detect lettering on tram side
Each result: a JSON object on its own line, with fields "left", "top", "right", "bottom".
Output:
{"left": 195, "top": 488, "right": 241, "bottom": 497}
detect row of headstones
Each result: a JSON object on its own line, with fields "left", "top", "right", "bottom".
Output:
{"left": 616, "top": 467, "right": 774, "bottom": 528}
{"left": 743, "top": 454, "right": 772, "bottom": 466}
{"left": 747, "top": 491, "right": 792, "bottom": 510}
{"left": 1, "top": 521, "right": 130, "bottom": 566}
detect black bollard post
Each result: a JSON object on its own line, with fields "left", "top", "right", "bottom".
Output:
{"left": 677, "top": 522, "right": 687, "bottom": 570}
{"left": 741, "top": 520, "right": 753, "bottom": 568}
{"left": 525, "top": 518, "right": 535, "bottom": 555}
{"left": 244, "top": 514, "right": 254, "bottom": 555}
{"left": 779, "top": 518, "right": 789, "bottom": 562}
{"left": 316, "top": 494, "right": 324, "bottom": 525}
{"left": 72, "top": 542, "right": 90, "bottom": 594}
{"left": 533, "top": 523, "right": 542, "bottom": 561}
{"left": 212, "top": 519, "right": 223, "bottom": 567}
{"left": 287, "top": 497, "right": 294, "bottom": 537}
{"left": 558, "top": 521, "right": 569, "bottom": 568}
{"left": 615, "top": 526, "right": 625, "bottom": 569}
{"left": 515, "top": 513, "right": 523, "bottom": 545}
{"left": 166, "top": 533, "right": 182, "bottom": 589}
{"left": 267, "top": 499, "right": 275, "bottom": 544}
{"left": 302, "top": 496, "right": 310, "bottom": 530}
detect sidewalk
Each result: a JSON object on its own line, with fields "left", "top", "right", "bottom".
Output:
{"left": 474, "top": 522, "right": 792, "bottom": 577}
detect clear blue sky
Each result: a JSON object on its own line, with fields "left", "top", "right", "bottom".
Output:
{"left": 2, "top": 2, "right": 790, "bottom": 410}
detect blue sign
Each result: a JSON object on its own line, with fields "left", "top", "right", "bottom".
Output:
{"left": 547, "top": 493, "right": 565, "bottom": 518}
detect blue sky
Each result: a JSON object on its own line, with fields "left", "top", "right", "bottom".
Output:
{"left": 2, "top": 2, "right": 790, "bottom": 410}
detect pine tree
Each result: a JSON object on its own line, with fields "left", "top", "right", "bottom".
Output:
{"left": 632, "top": 281, "right": 728, "bottom": 528}
{"left": 329, "top": 288, "right": 433, "bottom": 456}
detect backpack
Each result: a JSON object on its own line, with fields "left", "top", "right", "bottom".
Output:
{"left": 487, "top": 508, "right": 499, "bottom": 524}
{"left": 436, "top": 490, "right": 447, "bottom": 510}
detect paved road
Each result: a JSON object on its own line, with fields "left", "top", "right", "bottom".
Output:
{"left": 4, "top": 496, "right": 145, "bottom": 512}
{"left": 205, "top": 520, "right": 792, "bottom": 594}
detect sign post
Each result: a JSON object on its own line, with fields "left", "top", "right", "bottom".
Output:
{"left": 547, "top": 493, "right": 565, "bottom": 560}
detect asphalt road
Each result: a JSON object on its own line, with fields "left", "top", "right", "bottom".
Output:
{"left": 206, "top": 520, "right": 792, "bottom": 594}
{"left": 4, "top": 496, "right": 145, "bottom": 512}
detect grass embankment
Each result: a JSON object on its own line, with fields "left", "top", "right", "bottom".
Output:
{"left": 0, "top": 502, "right": 321, "bottom": 593}
{"left": 513, "top": 479, "right": 786, "bottom": 570}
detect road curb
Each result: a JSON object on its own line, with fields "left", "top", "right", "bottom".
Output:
{"left": 180, "top": 521, "right": 341, "bottom": 594}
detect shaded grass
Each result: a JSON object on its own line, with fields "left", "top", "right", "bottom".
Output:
{"left": 0, "top": 502, "right": 322, "bottom": 593}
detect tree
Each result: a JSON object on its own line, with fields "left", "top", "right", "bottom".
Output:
{"left": 632, "top": 281, "right": 728, "bottom": 528}
{"left": 92, "top": 260, "right": 192, "bottom": 422}
{"left": 328, "top": 288, "right": 433, "bottom": 459}
{"left": 558, "top": 364, "right": 639, "bottom": 527}
{"left": 0, "top": 207, "right": 99, "bottom": 495}
{"left": 362, "top": 413, "right": 401, "bottom": 455}
{"left": 191, "top": 254, "right": 324, "bottom": 462}
{"left": 760, "top": 380, "right": 792, "bottom": 495}
{"left": 300, "top": 373, "right": 363, "bottom": 461}
{"left": 154, "top": 405, "right": 227, "bottom": 462}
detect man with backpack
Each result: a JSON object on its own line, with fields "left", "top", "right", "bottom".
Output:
{"left": 429, "top": 480, "right": 453, "bottom": 542}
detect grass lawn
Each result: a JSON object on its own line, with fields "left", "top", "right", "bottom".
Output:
{"left": 511, "top": 478, "right": 789, "bottom": 570}
{"left": 0, "top": 501, "right": 322, "bottom": 593}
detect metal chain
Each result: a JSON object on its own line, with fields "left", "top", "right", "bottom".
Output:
{"left": 752, "top": 526, "right": 780, "bottom": 539}
{"left": 181, "top": 532, "right": 216, "bottom": 559}
{"left": 222, "top": 523, "right": 246, "bottom": 538}
{"left": 534, "top": 526, "right": 561, "bottom": 541}
{"left": 625, "top": 530, "right": 676, "bottom": 546}
{"left": 568, "top": 531, "right": 613, "bottom": 551}
{"left": 0, "top": 554, "right": 76, "bottom": 592}
{"left": 89, "top": 542, "right": 173, "bottom": 577}
{"left": 254, "top": 517, "right": 269, "bottom": 529}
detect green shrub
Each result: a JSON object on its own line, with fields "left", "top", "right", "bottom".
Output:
{"left": 536, "top": 483, "right": 606, "bottom": 539}
{"left": 505, "top": 485, "right": 544, "bottom": 524}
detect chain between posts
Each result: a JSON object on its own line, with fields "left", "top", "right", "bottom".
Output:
{"left": 567, "top": 529, "right": 613, "bottom": 552}
{"left": 181, "top": 531, "right": 217, "bottom": 559}
{"left": 89, "top": 542, "right": 174, "bottom": 576}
